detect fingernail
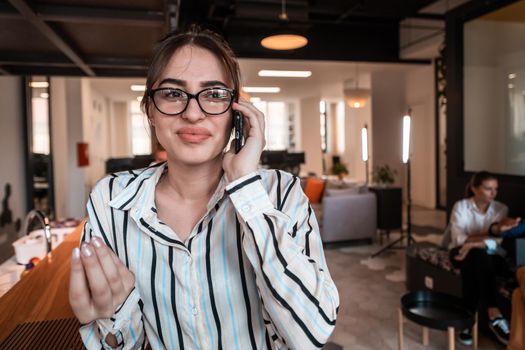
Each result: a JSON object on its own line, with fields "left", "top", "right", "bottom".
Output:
{"left": 72, "top": 247, "right": 80, "bottom": 260}
{"left": 81, "top": 244, "right": 92, "bottom": 257}
{"left": 92, "top": 237, "right": 102, "bottom": 248}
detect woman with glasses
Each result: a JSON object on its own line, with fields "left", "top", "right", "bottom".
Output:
{"left": 69, "top": 26, "right": 339, "bottom": 350}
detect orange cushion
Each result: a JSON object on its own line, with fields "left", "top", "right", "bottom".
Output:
{"left": 304, "top": 177, "right": 325, "bottom": 204}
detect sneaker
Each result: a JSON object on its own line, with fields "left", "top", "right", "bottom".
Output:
{"left": 457, "top": 329, "right": 473, "bottom": 346}
{"left": 489, "top": 317, "right": 510, "bottom": 345}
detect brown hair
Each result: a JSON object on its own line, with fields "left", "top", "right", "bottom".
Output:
{"left": 141, "top": 25, "right": 241, "bottom": 118}
{"left": 465, "top": 171, "right": 497, "bottom": 197}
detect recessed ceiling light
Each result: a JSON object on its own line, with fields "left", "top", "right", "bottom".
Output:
{"left": 131, "top": 84, "right": 146, "bottom": 92}
{"left": 242, "top": 87, "right": 280, "bottom": 93}
{"left": 509, "top": 73, "right": 517, "bottom": 79}
{"left": 40, "top": 92, "right": 49, "bottom": 99}
{"left": 29, "top": 82, "right": 49, "bottom": 88}
{"left": 258, "top": 70, "right": 312, "bottom": 78}
{"left": 509, "top": 84, "right": 515, "bottom": 89}
{"left": 137, "top": 96, "right": 143, "bottom": 102}
{"left": 250, "top": 97, "right": 262, "bottom": 103}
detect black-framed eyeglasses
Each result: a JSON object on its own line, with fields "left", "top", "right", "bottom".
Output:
{"left": 147, "top": 87, "right": 235, "bottom": 116}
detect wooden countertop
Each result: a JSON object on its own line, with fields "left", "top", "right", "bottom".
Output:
{"left": 0, "top": 224, "right": 82, "bottom": 343}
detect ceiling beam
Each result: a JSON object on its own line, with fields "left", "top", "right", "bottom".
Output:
{"left": 4, "top": 65, "right": 147, "bottom": 77}
{"left": 407, "top": 13, "right": 445, "bottom": 21}
{"left": 0, "top": 52, "right": 148, "bottom": 69}
{"left": 36, "top": 4, "right": 164, "bottom": 27}
{"left": 7, "top": 0, "right": 95, "bottom": 76}
{"left": 0, "top": 3, "right": 164, "bottom": 26}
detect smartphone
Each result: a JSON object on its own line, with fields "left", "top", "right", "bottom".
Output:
{"left": 234, "top": 111, "right": 244, "bottom": 153}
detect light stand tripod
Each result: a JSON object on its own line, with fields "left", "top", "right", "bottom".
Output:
{"left": 371, "top": 111, "right": 415, "bottom": 258}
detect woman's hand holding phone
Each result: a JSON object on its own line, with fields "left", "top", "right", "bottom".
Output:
{"left": 223, "top": 98, "right": 266, "bottom": 182}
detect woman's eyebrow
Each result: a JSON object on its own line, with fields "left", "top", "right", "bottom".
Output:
{"left": 158, "top": 78, "right": 185, "bottom": 87}
{"left": 200, "top": 80, "right": 228, "bottom": 88}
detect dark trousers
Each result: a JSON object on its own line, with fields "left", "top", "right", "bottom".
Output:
{"left": 450, "top": 247, "right": 510, "bottom": 313}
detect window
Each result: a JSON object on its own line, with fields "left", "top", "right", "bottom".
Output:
{"left": 130, "top": 100, "right": 152, "bottom": 155}
{"left": 320, "top": 100, "right": 327, "bottom": 153}
{"left": 252, "top": 101, "right": 290, "bottom": 150}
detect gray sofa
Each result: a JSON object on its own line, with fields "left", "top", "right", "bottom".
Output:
{"left": 313, "top": 187, "right": 377, "bottom": 243}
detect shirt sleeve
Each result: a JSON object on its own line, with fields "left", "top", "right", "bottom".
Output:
{"left": 77, "top": 182, "right": 147, "bottom": 350}
{"left": 226, "top": 171, "right": 339, "bottom": 349}
{"left": 450, "top": 201, "right": 469, "bottom": 247}
{"left": 79, "top": 287, "right": 146, "bottom": 350}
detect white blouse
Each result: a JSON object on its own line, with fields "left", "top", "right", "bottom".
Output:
{"left": 450, "top": 198, "right": 508, "bottom": 247}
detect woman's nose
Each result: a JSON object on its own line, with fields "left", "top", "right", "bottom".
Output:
{"left": 182, "top": 98, "right": 205, "bottom": 122}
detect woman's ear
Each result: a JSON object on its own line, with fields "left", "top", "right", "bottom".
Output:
{"left": 148, "top": 115, "right": 155, "bottom": 128}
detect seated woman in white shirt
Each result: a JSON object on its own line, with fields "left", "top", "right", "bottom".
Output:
{"left": 449, "top": 171, "right": 521, "bottom": 346}
{"left": 68, "top": 26, "right": 339, "bottom": 349}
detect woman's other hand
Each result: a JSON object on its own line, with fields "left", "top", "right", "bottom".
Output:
{"left": 454, "top": 241, "right": 485, "bottom": 261}
{"left": 493, "top": 217, "right": 522, "bottom": 235}
{"left": 223, "top": 98, "right": 266, "bottom": 182}
{"left": 69, "top": 237, "right": 135, "bottom": 324}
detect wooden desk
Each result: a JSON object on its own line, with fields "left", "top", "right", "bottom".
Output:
{"left": 0, "top": 224, "right": 82, "bottom": 343}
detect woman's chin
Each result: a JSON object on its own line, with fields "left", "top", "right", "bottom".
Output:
{"left": 170, "top": 147, "right": 223, "bottom": 166}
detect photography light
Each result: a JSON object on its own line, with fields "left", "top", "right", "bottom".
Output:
{"left": 361, "top": 125, "right": 368, "bottom": 162}
{"left": 361, "top": 124, "right": 369, "bottom": 184}
{"left": 402, "top": 112, "right": 411, "bottom": 164}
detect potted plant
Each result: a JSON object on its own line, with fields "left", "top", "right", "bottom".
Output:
{"left": 331, "top": 162, "right": 349, "bottom": 181}
{"left": 372, "top": 164, "right": 397, "bottom": 186}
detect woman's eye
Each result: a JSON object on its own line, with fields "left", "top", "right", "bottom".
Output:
{"left": 164, "top": 90, "right": 182, "bottom": 98}
{"left": 205, "top": 89, "right": 228, "bottom": 99}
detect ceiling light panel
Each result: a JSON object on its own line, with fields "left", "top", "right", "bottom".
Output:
{"left": 243, "top": 87, "right": 281, "bottom": 93}
{"left": 258, "top": 70, "right": 311, "bottom": 78}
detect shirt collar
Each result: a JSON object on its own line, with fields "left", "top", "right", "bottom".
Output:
{"left": 468, "top": 197, "right": 494, "bottom": 215}
{"left": 108, "top": 161, "right": 229, "bottom": 215}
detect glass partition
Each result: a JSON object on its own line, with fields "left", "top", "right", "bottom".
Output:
{"left": 463, "top": 1, "right": 525, "bottom": 176}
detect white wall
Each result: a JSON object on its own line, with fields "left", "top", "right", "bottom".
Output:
{"left": 299, "top": 96, "right": 323, "bottom": 176}
{"left": 0, "top": 76, "right": 26, "bottom": 259}
{"left": 343, "top": 102, "right": 372, "bottom": 183}
{"left": 64, "top": 78, "right": 89, "bottom": 218}
{"left": 50, "top": 78, "right": 141, "bottom": 219}
{"left": 370, "top": 68, "right": 436, "bottom": 208}
{"left": 110, "top": 101, "right": 132, "bottom": 158}
{"left": 406, "top": 66, "right": 436, "bottom": 208}
{"left": 49, "top": 77, "right": 69, "bottom": 219}
{"left": 371, "top": 71, "right": 406, "bottom": 189}
{"left": 83, "top": 81, "right": 111, "bottom": 189}
{"left": 0, "top": 76, "right": 25, "bottom": 215}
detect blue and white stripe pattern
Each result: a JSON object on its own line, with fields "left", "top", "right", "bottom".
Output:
{"left": 79, "top": 162, "right": 339, "bottom": 349}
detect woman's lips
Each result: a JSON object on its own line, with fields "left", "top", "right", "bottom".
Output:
{"left": 176, "top": 127, "right": 212, "bottom": 143}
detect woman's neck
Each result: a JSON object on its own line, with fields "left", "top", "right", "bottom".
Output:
{"left": 472, "top": 197, "right": 490, "bottom": 213}
{"left": 161, "top": 156, "right": 224, "bottom": 202}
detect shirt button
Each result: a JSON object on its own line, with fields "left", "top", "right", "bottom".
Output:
{"left": 242, "top": 204, "right": 251, "bottom": 213}
{"left": 192, "top": 307, "right": 198, "bottom": 316}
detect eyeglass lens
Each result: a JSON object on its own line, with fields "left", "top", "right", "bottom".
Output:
{"left": 152, "top": 88, "right": 233, "bottom": 115}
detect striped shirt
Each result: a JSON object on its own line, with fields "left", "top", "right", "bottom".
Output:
{"left": 79, "top": 162, "right": 339, "bottom": 349}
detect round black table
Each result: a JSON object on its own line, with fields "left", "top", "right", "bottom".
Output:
{"left": 398, "top": 291, "right": 477, "bottom": 350}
